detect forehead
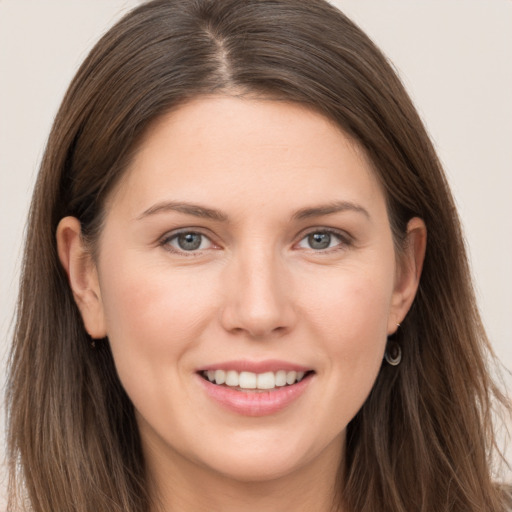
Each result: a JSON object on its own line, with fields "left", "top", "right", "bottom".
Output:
{"left": 107, "top": 95, "right": 385, "bottom": 218}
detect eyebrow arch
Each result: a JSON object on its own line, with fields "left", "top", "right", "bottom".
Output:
{"left": 292, "top": 201, "right": 371, "bottom": 221}
{"left": 136, "top": 201, "right": 228, "bottom": 222}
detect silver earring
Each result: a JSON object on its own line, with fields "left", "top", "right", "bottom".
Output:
{"left": 384, "top": 341, "right": 401, "bottom": 366}
{"left": 384, "top": 323, "right": 402, "bottom": 366}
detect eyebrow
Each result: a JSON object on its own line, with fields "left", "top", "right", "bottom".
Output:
{"left": 136, "top": 201, "right": 228, "bottom": 222}
{"left": 292, "top": 201, "right": 371, "bottom": 221}
{"left": 136, "top": 199, "right": 370, "bottom": 223}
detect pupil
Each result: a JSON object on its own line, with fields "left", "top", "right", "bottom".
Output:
{"left": 308, "top": 232, "right": 331, "bottom": 250}
{"left": 178, "top": 233, "right": 202, "bottom": 250}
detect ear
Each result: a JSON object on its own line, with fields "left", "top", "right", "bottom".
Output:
{"left": 388, "top": 217, "right": 427, "bottom": 334}
{"left": 56, "top": 216, "right": 107, "bottom": 339}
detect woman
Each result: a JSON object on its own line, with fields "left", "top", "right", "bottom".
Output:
{"left": 6, "top": 0, "right": 511, "bottom": 511}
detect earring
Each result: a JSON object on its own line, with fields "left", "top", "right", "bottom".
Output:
{"left": 86, "top": 331, "right": 97, "bottom": 349}
{"left": 384, "top": 323, "right": 402, "bottom": 366}
{"left": 384, "top": 341, "right": 401, "bottom": 366}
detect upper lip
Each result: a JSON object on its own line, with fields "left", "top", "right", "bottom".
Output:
{"left": 197, "top": 359, "right": 313, "bottom": 374}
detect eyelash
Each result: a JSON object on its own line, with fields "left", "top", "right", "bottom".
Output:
{"left": 159, "top": 229, "right": 216, "bottom": 255}
{"left": 296, "top": 228, "right": 353, "bottom": 253}
{"left": 159, "top": 227, "right": 353, "bottom": 255}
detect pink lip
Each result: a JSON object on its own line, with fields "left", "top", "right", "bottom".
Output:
{"left": 197, "top": 359, "right": 311, "bottom": 373}
{"left": 197, "top": 371, "right": 314, "bottom": 417}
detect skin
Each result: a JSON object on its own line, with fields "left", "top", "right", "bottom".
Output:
{"left": 57, "top": 96, "right": 426, "bottom": 512}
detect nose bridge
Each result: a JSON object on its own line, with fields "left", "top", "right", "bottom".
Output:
{"left": 221, "top": 242, "right": 294, "bottom": 337}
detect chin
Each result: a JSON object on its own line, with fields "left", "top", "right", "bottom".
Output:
{"left": 189, "top": 427, "right": 345, "bottom": 485}
{"left": 202, "top": 451, "right": 312, "bottom": 484}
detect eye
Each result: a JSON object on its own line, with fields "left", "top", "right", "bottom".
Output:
{"left": 296, "top": 230, "right": 348, "bottom": 251}
{"left": 163, "top": 231, "right": 213, "bottom": 252}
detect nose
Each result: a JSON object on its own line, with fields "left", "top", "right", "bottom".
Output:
{"left": 220, "top": 248, "right": 296, "bottom": 339}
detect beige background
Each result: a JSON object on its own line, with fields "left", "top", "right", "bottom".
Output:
{"left": 1, "top": 0, "right": 511, "bottom": 506}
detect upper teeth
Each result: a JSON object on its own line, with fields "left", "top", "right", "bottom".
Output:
{"left": 203, "top": 370, "right": 306, "bottom": 390}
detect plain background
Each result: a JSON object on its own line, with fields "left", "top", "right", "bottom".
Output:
{"left": 1, "top": 0, "right": 511, "bottom": 506}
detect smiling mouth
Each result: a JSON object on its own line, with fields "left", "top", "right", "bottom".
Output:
{"left": 199, "top": 369, "right": 314, "bottom": 391}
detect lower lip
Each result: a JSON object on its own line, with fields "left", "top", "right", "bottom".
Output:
{"left": 198, "top": 374, "right": 313, "bottom": 417}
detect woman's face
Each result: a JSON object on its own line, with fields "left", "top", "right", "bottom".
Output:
{"left": 62, "top": 96, "right": 423, "bottom": 487}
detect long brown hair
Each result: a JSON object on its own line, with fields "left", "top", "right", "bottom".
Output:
{"left": 6, "top": 0, "right": 511, "bottom": 510}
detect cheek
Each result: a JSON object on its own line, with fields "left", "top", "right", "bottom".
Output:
{"left": 301, "top": 266, "right": 394, "bottom": 390}
{"left": 97, "top": 256, "right": 220, "bottom": 371}
{"left": 303, "top": 266, "right": 394, "bottom": 341}
{"left": 96, "top": 258, "right": 225, "bottom": 430}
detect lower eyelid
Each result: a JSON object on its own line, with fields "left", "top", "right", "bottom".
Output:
{"left": 158, "top": 229, "right": 352, "bottom": 253}
{"left": 296, "top": 230, "right": 352, "bottom": 250}
{"left": 160, "top": 231, "right": 215, "bottom": 253}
